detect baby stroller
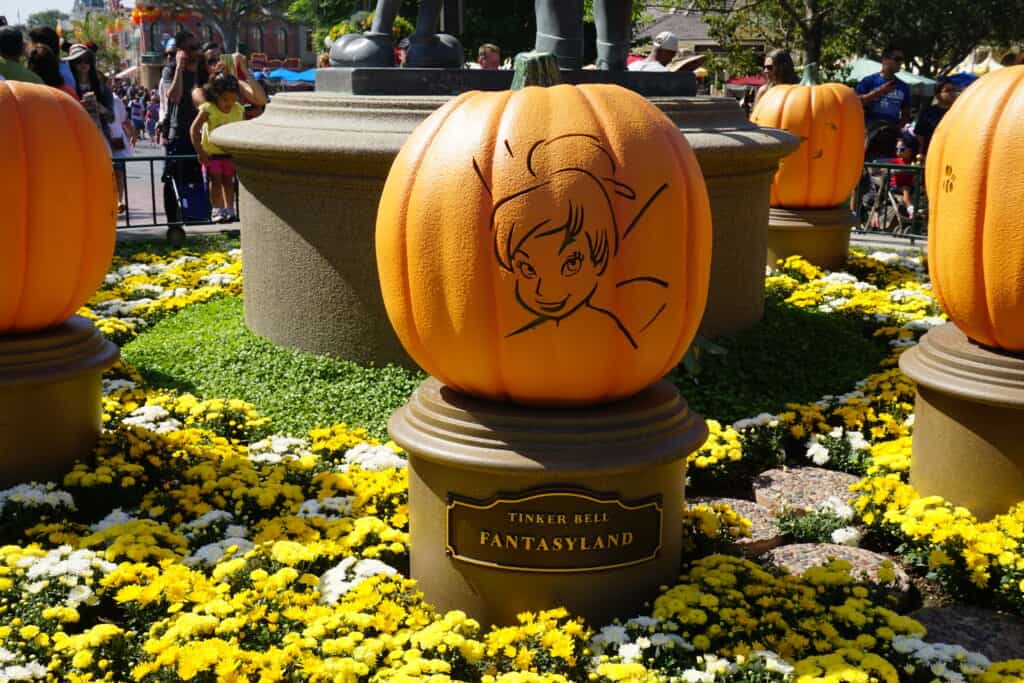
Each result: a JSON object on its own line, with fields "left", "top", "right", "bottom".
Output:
{"left": 162, "top": 153, "right": 211, "bottom": 246}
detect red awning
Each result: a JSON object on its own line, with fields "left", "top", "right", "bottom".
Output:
{"left": 727, "top": 75, "right": 766, "bottom": 86}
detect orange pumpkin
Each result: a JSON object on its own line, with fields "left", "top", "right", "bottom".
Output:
{"left": 376, "top": 80, "right": 713, "bottom": 405}
{"left": 751, "top": 69, "right": 864, "bottom": 208}
{"left": 0, "top": 82, "right": 116, "bottom": 334}
{"left": 926, "top": 66, "right": 1024, "bottom": 350}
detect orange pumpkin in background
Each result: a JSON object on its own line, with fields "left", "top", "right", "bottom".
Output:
{"left": 376, "top": 82, "right": 713, "bottom": 406}
{"left": 0, "top": 82, "right": 116, "bottom": 334}
{"left": 751, "top": 66, "right": 864, "bottom": 208}
{"left": 926, "top": 66, "right": 1024, "bottom": 351}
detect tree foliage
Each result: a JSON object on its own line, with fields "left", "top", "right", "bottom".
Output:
{"left": 690, "top": 0, "right": 1024, "bottom": 78}
{"left": 162, "top": 0, "right": 288, "bottom": 51}
{"left": 70, "top": 12, "right": 126, "bottom": 73}
{"left": 852, "top": 0, "right": 1024, "bottom": 76}
{"left": 26, "top": 9, "right": 69, "bottom": 28}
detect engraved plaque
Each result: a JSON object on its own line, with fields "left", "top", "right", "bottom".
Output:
{"left": 446, "top": 488, "right": 663, "bottom": 572}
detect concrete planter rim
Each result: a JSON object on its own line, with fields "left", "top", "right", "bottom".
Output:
{"left": 900, "top": 322, "right": 1024, "bottom": 408}
{"left": 389, "top": 378, "right": 708, "bottom": 476}
{"left": 0, "top": 316, "right": 119, "bottom": 387}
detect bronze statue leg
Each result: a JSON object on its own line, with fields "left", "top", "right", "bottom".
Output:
{"left": 329, "top": 0, "right": 401, "bottom": 67}
{"left": 406, "top": 0, "right": 464, "bottom": 68}
{"left": 594, "top": 0, "right": 631, "bottom": 70}
{"left": 534, "top": 0, "right": 584, "bottom": 69}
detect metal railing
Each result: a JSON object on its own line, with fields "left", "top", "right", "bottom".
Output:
{"left": 852, "top": 161, "right": 927, "bottom": 243}
{"left": 115, "top": 154, "right": 239, "bottom": 231}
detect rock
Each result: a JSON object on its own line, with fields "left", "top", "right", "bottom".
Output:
{"left": 690, "top": 497, "right": 784, "bottom": 556}
{"left": 753, "top": 467, "right": 860, "bottom": 514}
{"left": 764, "top": 543, "right": 913, "bottom": 596}
{"left": 911, "top": 606, "right": 1024, "bottom": 663}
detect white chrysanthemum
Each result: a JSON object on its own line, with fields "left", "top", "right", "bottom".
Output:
{"left": 91, "top": 508, "right": 137, "bottom": 532}
{"left": 806, "top": 440, "right": 830, "bottom": 466}
{"left": 749, "top": 650, "right": 794, "bottom": 674}
{"left": 625, "top": 616, "right": 660, "bottom": 629}
{"left": 817, "top": 496, "right": 855, "bottom": 521}
{"left": 102, "top": 378, "right": 137, "bottom": 394}
{"left": 831, "top": 526, "right": 863, "bottom": 546}
{"left": 617, "top": 642, "right": 642, "bottom": 663}
{"left": 158, "top": 287, "right": 190, "bottom": 299}
{"left": 343, "top": 443, "right": 406, "bottom": 471}
{"left": 200, "top": 273, "right": 236, "bottom": 286}
{"left": 180, "top": 510, "right": 234, "bottom": 537}
{"left": 184, "top": 538, "right": 254, "bottom": 567}
{"left": 298, "top": 496, "right": 354, "bottom": 519}
{"left": 122, "top": 405, "right": 182, "bottom": 433}
{"left": 319, "top": 557, "right": 398, "bottom": 604}
{"left": 680, "top": 670, "right": 714, "bottom": 683}
{"left": 0, "top": 483, "right": 75, "bottom": 515}
{"left": 66, "top": 584, "right": 94, "bottom": 607}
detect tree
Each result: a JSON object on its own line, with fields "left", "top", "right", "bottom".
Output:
{"left": 26, "top": 9, "right": 69, "bottom": 28}
{"left": 690, "top": 0, "right": 867, "bottom": 76}
{"left": 853, "top": 0, "right": 1024, "bottom": 76}
{"left": 162, "top": 0, "right": 289, "bottom": 52}
{"left": 70, "top": 12, "right": 126, "bottom": 73}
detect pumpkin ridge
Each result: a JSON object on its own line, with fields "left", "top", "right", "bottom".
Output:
{"left": 982, "top": 70, "right": 1024, "bottom": 348}
{"left": 53, "top": 90, "right": 97, "bottom": 326}
{"left": 655, "top": 121, "right": 693, "bottom": 382}
{"left": 8, "top": 84, "right": 35, "bottom": 330}
{"left": 482, "top": 88, "right": 517, "bottom": 401}
{"left": 825, "top": 85, "right": 842, "bottom": 208}
{"left": 0, "top": 84, "right": 29, "bottom": 330}
{"left": 574, "top": 84, "right": 627, "bottom": 399}
{"left": 396, "top": 93, "right": 475, "bottom": 379}
{"left": 968, "top": 78, "right": 1013, "bottom": 347}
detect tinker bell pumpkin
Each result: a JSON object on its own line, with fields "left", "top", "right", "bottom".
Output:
{"left": 376, "top": 53, "right": 713, "bottom": 405}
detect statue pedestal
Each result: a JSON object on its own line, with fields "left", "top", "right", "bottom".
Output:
{"left": 0, "top": 316, "right": 119, "bottom": 487}
{"left": 388, "top": 377, "right": 707, "bottom": 627}
{"left": 212, "top": 90, "right": 796, "bottom": 365}
{"left": 766, "top": 205, "right": 856, "bottom": 271}
{"left": 899, "top": 323, "right": 1024, "bottom": 521}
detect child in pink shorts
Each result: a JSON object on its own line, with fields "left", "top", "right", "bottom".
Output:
{"left": 189, "top": 72, "right": 244, "bottom": 223}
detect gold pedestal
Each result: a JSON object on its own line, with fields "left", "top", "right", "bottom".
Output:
{"left": 899, "top": 323, "right": 1024, "bottom": 521}
{"left": 767, "top": 205, "right": 856, "bottom": 271}
{"left": 0, "top": 316, "right": 119, "bottom": 487}
{"left": 389, "top": 377, "right": 707, "bottom": 627}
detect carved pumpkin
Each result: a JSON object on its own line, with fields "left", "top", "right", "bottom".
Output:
{"left": 377, "top": 74, "right": 713, "bottom": 405}
{"left": 751, "top": 68, "right": 864, "bottom": 208}
{"left": 926, "top": 66, "right": 1024, "bottom": 350}
{"left": 0, "top": 82, "right": 116, "bottom": 334}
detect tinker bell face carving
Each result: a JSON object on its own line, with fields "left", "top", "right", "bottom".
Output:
{"left": 476, "top": 134, "right": 669, "bottom": 349}
{"left": 510, "top": 182, "right": 606, "bottom": 320}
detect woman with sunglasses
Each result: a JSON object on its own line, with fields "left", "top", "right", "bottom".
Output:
{"left": 65, "top": 43, "right": 114, "bottom": 125}
{"left": 753, "top": 49, "right": 799, "bottom": 108}
{"left": 913, "top": 77, "right": 959, "bottom": 159}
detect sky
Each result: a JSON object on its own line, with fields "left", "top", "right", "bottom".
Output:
{"left": 0, "top": 0, "right": 137, "bottom": 25}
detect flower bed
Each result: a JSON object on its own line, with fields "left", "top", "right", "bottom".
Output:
{"left": 0, "top": 243, "right": 1022, "bottom": 681}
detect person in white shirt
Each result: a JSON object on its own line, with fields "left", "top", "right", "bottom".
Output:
{"left": 628, "top": 31, "right": 677, "bottom": 72}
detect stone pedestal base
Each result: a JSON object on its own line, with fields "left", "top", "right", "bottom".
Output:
{"left": 0, "top": 317, "right": 119, "bottom": 488}
{"left": 388, "top": 378, "right": 707, "bottom": 627}
{"left": 766, "top": 206, "right": 855, "bottom": 271}
{"left": 899, "top": 323, "right": 1024, "bottom": 521}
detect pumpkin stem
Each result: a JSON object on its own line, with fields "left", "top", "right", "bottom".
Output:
{"left": 800, "top": 62, "right": 821, "bottom": 86}
{"left": 511, "top": 51, "right": 562, "bottom": 90}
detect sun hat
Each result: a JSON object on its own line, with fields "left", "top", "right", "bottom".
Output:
{"left": 653, "top": 31, "right": 678, "bottom": 53}
{"left": 63, "top": 43, "right": 91, "bottom": 62}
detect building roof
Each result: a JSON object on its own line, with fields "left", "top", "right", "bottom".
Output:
{"left": 635, "top": 6, "right": 716, "bottom": 43}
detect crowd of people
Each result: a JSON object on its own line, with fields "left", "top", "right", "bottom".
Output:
{"left": 0, "top": 23, "right": 268, "bottom": 226}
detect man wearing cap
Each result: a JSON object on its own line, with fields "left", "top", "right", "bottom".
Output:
{"left": 628, "top": 32, "right": 677, "bottom": 72}
{"left": 0, "top": 26, "right": 44, "bottom": 84}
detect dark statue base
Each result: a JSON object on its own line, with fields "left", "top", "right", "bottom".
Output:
{"left": 389, "top": 377, "right": 707, "bottom": 627}
{"left": 316, "top": 67, "right": 698, "bottom": 98}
